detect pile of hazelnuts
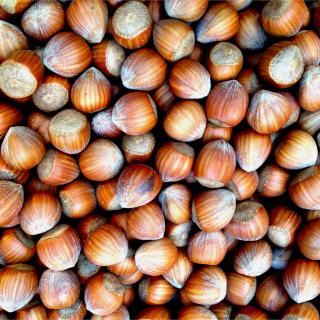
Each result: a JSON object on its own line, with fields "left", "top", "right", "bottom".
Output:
{"left": 1, "top": 0, "right": 320, "bottom": 319}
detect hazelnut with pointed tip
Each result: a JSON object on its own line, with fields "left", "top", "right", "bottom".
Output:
{"left": 66, "top": 0, "right": 108, "bottom": 44}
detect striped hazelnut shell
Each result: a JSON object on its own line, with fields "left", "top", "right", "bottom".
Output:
{"left": 121, "top": 48, "right": 167, "bottom": 91}
{"left": 0, "top": 21, "right": 28, "bottom": 62}
{"left": 194, "top": 140, "right": 236, "bottom": 188}
{"left": 111, "top": 1, "right": 152, "bottom": 50}
{"left": 84, "top": 224, "right": 128, "bottom": 266}
{"left": 48, "top": 109, "right": 91, "bottom": 155}
{"left": 234, "top": 129, "right": 272, "bottom": 172}
{"left": 233, "top": 240, "right": 273, "bottom": 277}
{"left": 92, "top": 40, "right": 126, "bottom": 77}
{"left": 283, "top": 259, "right": 320, "bottom": 303}
{"left": 196, "top": 2, "right": 239, "bottom": 43}
{"left": 37, "top": 148, "right": 80, "bottom": 186}
{"left": 205, "top": 80, "right": 248, "bottom": 127}
{"left": 66, "top": 0, "right": 108, "bottom": 44}
{"left": 0, "top": 50, "right": 44, "bottom": 99}
{"left": 127, "top": 201, "right": 165, "bottom": 240}
{"left": 37, "top": 224, "right": 81, "bottom": 271}
{"left": 169, "top": 58, "right": 211, "bottom": 99}
{"left": 135, "top": 238, "right": 178, "bottom": 276}
{"left": 164, "top": 100, "right": 206, "bottom": 142}
{"left": 71, "top": 67, "right": 112, "bottom": 113}
{"left": 19, "top": 191, "right": 61, "bottom": 236}
{"left": 43, "top": 32, "right": 92, "bottom": 78}
{"left": 164, "top": 0, "right": 208, "bottom": 22}
{"left": 153, "top": 19, "right": 195, "bottom": 62}
{"left": 22, "top": 0, "right": 65, "bottom": 41}
{"left": 267, "top": 205, "right": 301, "bottom": 248}
{"left": 192, "top": 189, "right": 236, "bottom": 232}
{"left": 1, "top": 126, "right": 45, "bottom": 170}
{"left": 224, "top": 201, "right": 269, "bottom": 241}
{"left": 0, "top": 264, "right": 38, "bottom": 313}
{"left": 117, "top": 164, "right": 163, "bottom": 208}
{"left": 155, "top": 142, "right": 195, "bottom": 183}
{"left": 112, "top": 92, "right": 158, "bottom": 136}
